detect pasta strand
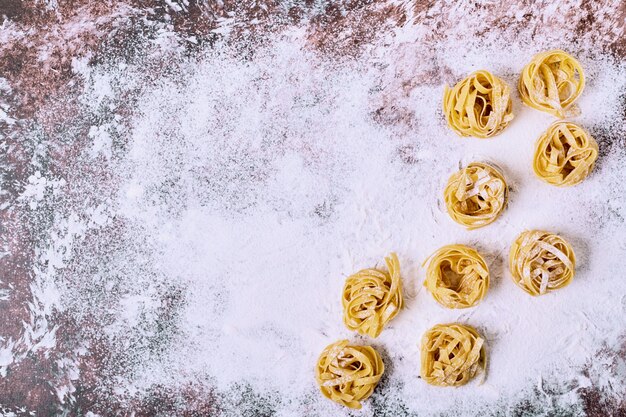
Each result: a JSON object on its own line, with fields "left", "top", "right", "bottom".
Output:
{"left": 424, "top": 245, "right": 489, "bottom": 309}
{"left": 444, "top": 162, "right": 508, "bottom": 229}
{"left": 519, "top": 50, "right": 585, "bottom": 118}
{"left": 342, "top": 253, "right": 404, "bottom": 338}
{"left": 316, "top": 340, "right": 384, "bottom": 409}
{"left": 509, "top": 230, "right": 576, "bottom": 296}
{"left": 533, "top": 121, "right": 598, "bottom": 186}
{"left": 420, "top": 323, "right": 486, "bottom": 386}
{"left": 443, "top": 70, "right": 514, "bottom": 138}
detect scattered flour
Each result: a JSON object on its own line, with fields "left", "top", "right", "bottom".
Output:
{"left": 71, "top": 29, "right": 626, "bottom": 415}
{"left": 3, "top": 1, "right": 625, "bottom": 414}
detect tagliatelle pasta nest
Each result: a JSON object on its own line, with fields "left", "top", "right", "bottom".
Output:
{"left": 443, "top": 70, "right": 514, "bottom": 138}
{"left": 424, "top": 245, "right": 489, "bottom": 309}
{"left": 533, "top": 121, "right": 598, "bottom": 186}
{"left": 509, "top": 230, "right": 576, "bottom": 296}
{"left": 420, "top": 323, "right": 486, "bottom": 387}
{"left": 342, "top": 252, "right": 403, "bottom": 338}
{"left": 519, "top": 50, "right": 585, "bottom": 118}
{"left": 315, "top": 339, "right": 384, "bottom": 409}
{"left": 444, "top": 162, "right": 508, "bottom": 229}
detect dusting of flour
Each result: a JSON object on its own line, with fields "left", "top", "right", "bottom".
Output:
{"left": 69, "top": 31, "right": 626, "bottom": 415}
{"left": 3, "top": 1, "right": 625, "bottom": 415}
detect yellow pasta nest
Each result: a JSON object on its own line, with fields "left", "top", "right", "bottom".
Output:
{"left": 342, "top": 252, "right": 403, "bottom": 338}
{"left": 519, "top": 50, "right": 585, "bottom": 118}
{"left": 420, "top": 323, "right": 486, "bottom": 387}
{"left": 315, "top": 339, "right": 384, "bottom": 409}
{"left": 533, "top": 121, "right": 598, "bottom": 186}
{"left": 444, "top": 162, "right": 508, "bottom": 229}
{"left": 443, "top": 70, "right": 514, "bottom": 138}
{"left": 424, "top": 245, "right": 489, "bottom": 309}
{"left": 509, "top": 230, "right": 576, "bottom": 296}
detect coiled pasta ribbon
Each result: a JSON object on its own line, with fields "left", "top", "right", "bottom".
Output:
{"left": 316, "top": 339, "right": 384, "bottom": 409}
{"left": 509, "top": 230, "right": 576, "bottom": 296}
{"left": 423, "top": 245, "right": 489, "bottom": 309}
{"left": 420, "top": 323, "right": 486, "bottom": 387}
{"left": 342, "top": 253, "right": 403, "bottom": 338}
{"left": 444, "top": 162, "right": 508, "bottom": 229}
{"left": 519, "top": 50, "right": 585, "bottom": 118}
{"left": 533, "top": 121, "right": 598, "bottom": 186}
{"left": 443, "top": 70, "right": 514, "bottom": 138}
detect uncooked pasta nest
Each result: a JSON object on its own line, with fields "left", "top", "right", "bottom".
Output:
{"left": 533, "top": 121, "right": 598, "bottom": 186}
{"left": 342, "top": 252, "right": 403, "bottom": 338}
{"left": 519, "top": 50, "right": 585, "bottom": 118}
{"left": 444, "top": 162, "right": 508, "bottom": 229}
{"left": 424, "top": 245, "right": 489, "bottom": 309}
{"left": 315, "top": 339, "right": 384, "bottom": 409}
{"left": 509, "top": 230, "right": 576, "bottom": 296}
{"left": 443, "top": 70, "right": 514, "bottom": 138}
{"left": 420, "top": 323, "right": 486, "bottom": 387}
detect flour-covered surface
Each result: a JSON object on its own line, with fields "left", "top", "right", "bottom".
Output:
{"left": 1, "top": 1, "right": 625, "bottom": 416}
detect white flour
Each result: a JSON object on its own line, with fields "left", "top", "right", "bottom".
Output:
{"left": 77, "top": 31, "right": 625, "bottom": 414}
{"left": 7, "top": 1, "right": 626, "bottom": 415}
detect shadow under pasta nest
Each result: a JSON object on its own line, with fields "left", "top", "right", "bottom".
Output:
{"left": 364, "top": 344, "right": 419, "bottom": 417}
{"left": 563, "top": 231, "right": 592, "bottom": 279}
{"left": 586, "top": 121, "right": 626, "bottom": 173}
